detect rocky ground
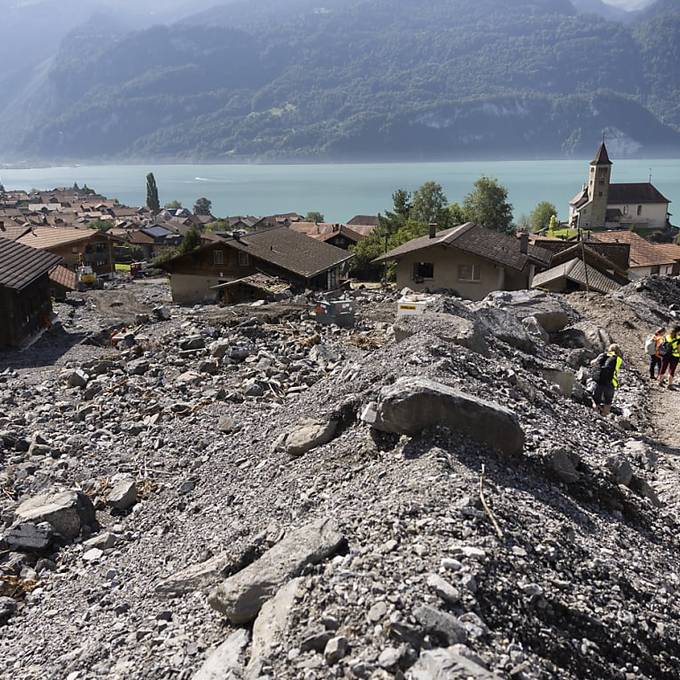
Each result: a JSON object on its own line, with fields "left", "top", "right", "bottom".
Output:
{"left": 1, "top": 276, "right": 679, "bottom": 680}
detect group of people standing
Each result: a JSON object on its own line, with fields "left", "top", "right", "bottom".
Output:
{"left": 648, "top": 326, "right": 680, "bottom": 389}
{"left": 589, "top": 324, "right": 679, "bottom": 417}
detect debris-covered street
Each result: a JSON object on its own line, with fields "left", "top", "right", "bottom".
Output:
{"left": 1, "top": 276, "right": 680, "bottom": 680}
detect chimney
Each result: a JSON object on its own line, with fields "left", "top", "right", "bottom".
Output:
{"left": 519, "top": 232, "right": 529, "bottom": 255}
{"left": 429, "top": 222, "right": 437, "bottom": 239}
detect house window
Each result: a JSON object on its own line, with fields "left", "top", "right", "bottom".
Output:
{"left": 623, "top": 205, "right": 629, "bottom": 215}
{"left": 598, "top": 192, "right": 603, "bottom": 197}
{"left": 412, "top": 262, "right": 434, "bottom": 281}
{"left": 238, "top": 252, "right": 250, "bottom": 267}
{"left": 651, "top": 266, "right": 660, "bottom": 275}
{"left": 458, "top": 264, "right": 481, "bottom": 282}
{"left": 637, "top": 205, "right": 642, "bottom": 216}
{"left": 213, "top": 250, "right": 224, "bottom": 265}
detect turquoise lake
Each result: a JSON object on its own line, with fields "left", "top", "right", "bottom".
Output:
{"left": 2, "top": 159, "right": 678, "bottom": 223}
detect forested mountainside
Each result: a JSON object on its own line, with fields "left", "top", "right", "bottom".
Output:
{"left": 1, "top": 0, "right": 679, "bottom": 162}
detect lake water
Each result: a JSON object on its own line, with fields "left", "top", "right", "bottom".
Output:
{"left": 2, "top": 159, "right": 678, "bottom": 223}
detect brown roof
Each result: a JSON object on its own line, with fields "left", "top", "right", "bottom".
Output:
{"left": 0, "top": 238, "right": 63, "bottom": 291}
{"left": 0, "top": 223, "right": 32, "bottom": 242}
{"left": 591, "top": 231, "right": 677, "bottom": 268}
{"left": 550, "top": 243, "right": 628, "bottom": 278}
{"left": 49, "top": 264, "right": 78, "bottom": 291}
{"left": 348, "top": 215, "right": 380, "bottom": 227}
{"left": 16, "top": 227, "right": 101, "bottom": 250}
{"left": 607, "top": 183, "right": 670, "bottom": 205}
{"left": 164, "top": 227, "right": 353, "bottom": 279}
{"left": 654, "top": 243, "right": 680, "bottom": 263}
{"left": 376, "top": 223, "right": 537, "bottom": 272}
{"left": 290, "top": 223, "right": 367, "bottom": 243}
{"left": 532, "top": 258, "right": 621, "bottom": 295}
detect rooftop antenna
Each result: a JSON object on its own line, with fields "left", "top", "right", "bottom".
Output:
{"left": 649, "top": 168, "right": 653, "bottom": 184}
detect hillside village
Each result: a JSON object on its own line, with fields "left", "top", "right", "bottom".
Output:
{"left": 1, "top": 146, "right": 680, "bottom": 680}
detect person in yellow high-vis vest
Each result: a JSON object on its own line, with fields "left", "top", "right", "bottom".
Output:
{"left": 658, "top": 326, "right": 680, "bottom": 390}
{"left": 591, "top": 344, "right": 623, "bottom": 417}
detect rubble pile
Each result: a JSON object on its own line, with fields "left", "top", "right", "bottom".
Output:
{"left": 1, "top": 278, "right": 679, "bottom": 679}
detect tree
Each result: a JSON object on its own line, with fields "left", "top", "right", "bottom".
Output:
{"left": 165, "top": 200, "right": 183, "bottom": 210}
{"left": 177, "top": 227, "right": 202, "bottom": 255}
{"left": 392, "top": 189, "right": 412, "bottom": 219}
{"left": 89, "top": 219, "right": 112, "bottom": 232}
{"left": 516, "top": 214, "right": 531, "bottom": 232}
{"left": 462, "top": 176, "right": 514, "bottom": 233}
{"left": 548, "top": 214, "right": 560, "bottom": 234}
{"left": 448, "top": 202, "right": 466, "bottom": 225}
{"left": 194, "top": 197, "right": 212, "bottom": 215}
{"left": 530, "top": 201, "right": 558, "bottom": 233}
{"left": 305, "top": 211, "right": 324, "bottom": 223}
{"left": 411, "top": 181, "right": 449, "bottom": 227}
{"left": 146, "top": 173, "right": 160, "bottom": 213}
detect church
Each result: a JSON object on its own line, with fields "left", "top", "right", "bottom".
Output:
{"left": 569, "top": 143, "right": 672, "bottom": 232}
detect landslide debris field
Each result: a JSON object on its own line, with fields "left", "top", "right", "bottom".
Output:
{"left": 1, "top": 277, "right": 680, "bottom": 680}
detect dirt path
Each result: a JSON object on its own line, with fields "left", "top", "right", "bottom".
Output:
{"left": 647, "top": 383, "right": 680, "bottom": 510}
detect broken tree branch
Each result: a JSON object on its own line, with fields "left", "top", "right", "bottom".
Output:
{"left": 479, "top": 464, "right": 504, "bottom": 541}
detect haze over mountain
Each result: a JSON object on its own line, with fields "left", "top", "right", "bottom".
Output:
{"left": 1, "top": 0, "right": 679, "bottom": 162}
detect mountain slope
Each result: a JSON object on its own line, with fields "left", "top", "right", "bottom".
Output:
{"left": 1, "top": 0, "right": 679, "bottom": 161}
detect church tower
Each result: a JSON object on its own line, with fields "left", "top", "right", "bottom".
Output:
{"left": 582, "top": 142, "right": 612, "bottom": 228}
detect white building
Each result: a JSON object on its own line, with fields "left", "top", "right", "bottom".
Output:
{"left": 569, "top": 143, "right": 672, "bottom": 231}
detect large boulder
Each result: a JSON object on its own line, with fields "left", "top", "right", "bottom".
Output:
{"left": 208, "top": 518, "right": 344, "bottom": 624}
{"left": 248, "top": 578, "right": 304, "bottom": 676}
{"left": 408, "top": 647, "right": 495, "bottom": 679}
{"left": 363, "top": 378, "right": 525, "bottom": 456}
{"left": 12, "top": 490, "right": 96, "bottom": 540}
{"left": 192, "top": 629, "right": 249, "bottom": 680}
{"left": 479, "top": 290, "right": 574, "bottom": 333}
{"left": 394, "top": 314, "right": 489, "bottom": 356}
{"left": 474, "top": 307, "right": 534, "bottom": 353}
{"left": 553, "top": 321, "right": 612, "bottom": 353}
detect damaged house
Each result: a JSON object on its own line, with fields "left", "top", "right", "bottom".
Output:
{"left": 160, "top": 227, "right": 353, "bottom": 305}
{"left": 0, "top": 238, "right": 62, "bottom": 348}
{"left": 375, "top": 222, "right": 551, "bottom": 301}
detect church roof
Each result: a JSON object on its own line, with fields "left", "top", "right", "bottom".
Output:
{"left": 591, "top": 142, "right": 612, "bottom": 166}
{"left": 608, "top": 183, "right": 670, "bottom": 205}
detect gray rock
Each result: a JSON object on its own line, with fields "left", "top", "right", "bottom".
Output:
{"left": 181, "top": 335, "right": 205, "bottom": 351}
{"left": 209, "top": 517, "right": 344, "bottom": 624}
{"left": 413, "top": 605, "right": 468, "bottom": 645}
{"left": 108, "top": 475, "right": 138, "bottom": 511}
{"left": 65, "top": 370, "right": 89, "bottom": 388}
{"left": 127, "top": 359, "right": 150, "bottom": 376}
{"left": 476, "top": 307, "right": 535, "bottom": 353}
{"left": 480, "top": 289, "right": 573, "bottom": 333}
{"left": 13, "top": 489, "right": 96, "bottom": 540}
{"left": 629, "top": 475, "right": 662, "bottom": 507}
{"left": 605, "top": 455, "right": 634, "bottom": 486}
{"left": 365, "top": 377, "right": 525, "bottom": 456}
{"left": 394, "top": 314, "right": 488, "bottom": 356}
{"left": 408, "top": 647, "right": 495, "bottom": 679}
{"left": 156, "top": 552, "right": 242, "bottom": 598}
{"left": 218, "top": 415, "right": 236, "bottom": 434}
{"left": 368, "top": 600, "right": 388, "bottom": 623}
{"left": 324, "top": 636, "right": 349, "bottom": 665}
{"left": 248, "top": 578, "right": 303, "bottom": 677}
{"left": 378, "top": 646, "right": 403, "bottom": 669}
{"left": 193, "top": 629, "right": 250, "bottom": 680}
{"left": 547, "top": 448, "right": 581, "bottom": 483}
{"left": 284, "top": 418, "right": 338, "bottom": 457}
{"left": 522, "top": 316, "right": 550, "bottom": 344}
{"left": 0, "top": 597, "right": 17, "bottom": 626}
{"left": 426, "top": 574, "right": 461, "bottom": 605}
{"left": 153, "top": 305, "right": 171, "bottom": 321}
{"left": 198, "top": 359, "right": 220, "bottom": 375}
{"left": 209, "top": 340, "right": 231, "bottom": 359}
{"left": 84, "top": 532, "right": 118, "bottom": 550}
{"left": 4, "top": 521, "right": 53, "bottom": 552}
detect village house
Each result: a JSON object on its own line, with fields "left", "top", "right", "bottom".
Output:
{"left": 590, "top": 230, "right": 680, "bottom": 278}
{"left": 375, "top": 222, "right": 552, "bottom": 301}
{"left": 15, "top": 228, "right": 114, "bottom": 278}
{"left": 289, "top": 222, "right": 368, "bottom": 249}
{"left": 569, "top": 143, "right": 672, "bottom": 231}
{"left": 160, "top": 227, "right": 353, "bottom": 305}
{"left": 0, "top": 238, "right": 62, "bottom": 348}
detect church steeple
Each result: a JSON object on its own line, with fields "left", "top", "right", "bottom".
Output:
{"left": 592, "top": 141, "right": 612, "bottom": 166}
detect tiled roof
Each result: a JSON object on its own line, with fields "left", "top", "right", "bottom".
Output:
{"left": 0, "top": 238, "right": 63, "bottom": 291}
{"left": 16, "top": 227, "right": 98, "bottom": 250}
{"left": 532, "top": 258, "right": 621, "bottom": 294}
{"left": 347, "top": 215, "right": 380, "bottom": 227}
{"left": 164, "top": 227, "right": 353, "bottom": 279}
{"left": 376, "top": 223, "right": 535, "bottom": 272}
{"left": 607, "top": 183, "right": 671, "bottom": 205}
{"left": 0, "top": 223, "right": 32, "bottom": 241}
{"left": 48, "top": 264, "right": 78, "bottom": 291}
{"left": 591, "top": 230, "right": 677, "bottom": 267}
{"left": 592, "top": 142, "right": 613, "bottom": 166}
